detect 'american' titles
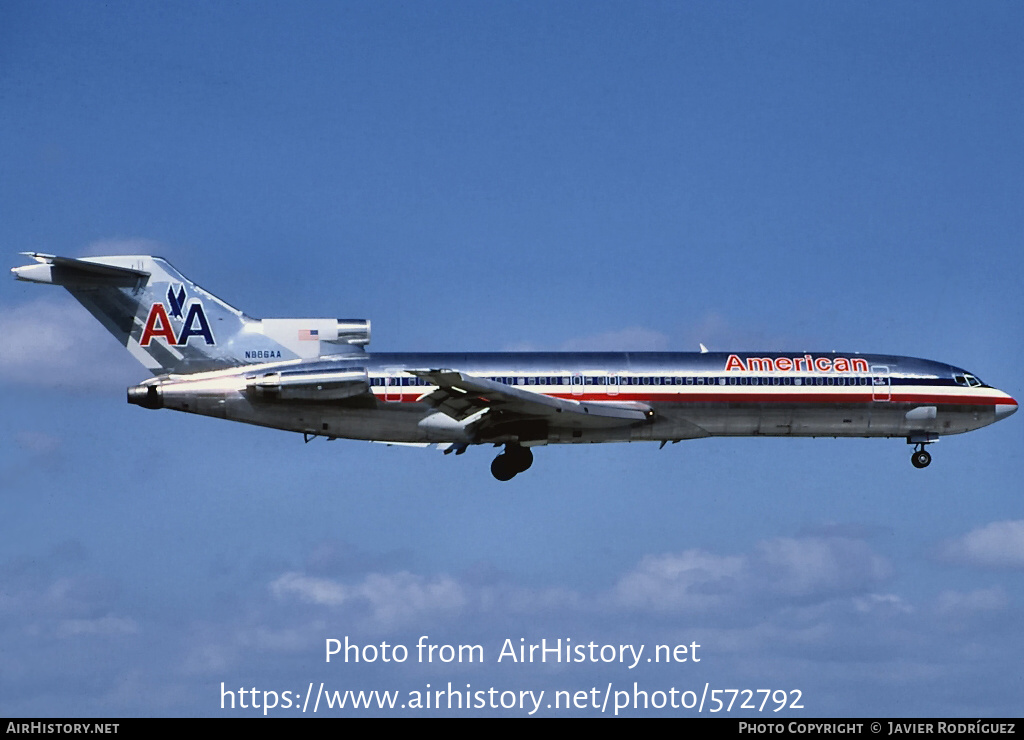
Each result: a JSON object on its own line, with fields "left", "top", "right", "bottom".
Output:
{"left": 725, "top": 354, "right": 869, "bottom": 373}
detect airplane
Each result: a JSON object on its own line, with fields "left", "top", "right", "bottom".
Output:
{"left": 12, "top": 252, "right": 1018, "bottom": 480}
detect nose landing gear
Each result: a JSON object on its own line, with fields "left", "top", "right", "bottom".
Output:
{"left": 491, "top": 444, "right": 534, "bottom": 481}
{"left": 911, "top": 447, "right": 932, "bottom": 468}
{"left": 908, "top": 434, "right": 938, "bottom": 468}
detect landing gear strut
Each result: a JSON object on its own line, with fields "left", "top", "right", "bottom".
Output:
{"left": 491, "top": 444, "right": 533, "bottom": 481}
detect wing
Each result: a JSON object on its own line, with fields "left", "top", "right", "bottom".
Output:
{"left": 410, "top": 369, "right": 654, "bottom": 430}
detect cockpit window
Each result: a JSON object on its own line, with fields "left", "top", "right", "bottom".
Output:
{"left": 954, "top": 373, "right": 984, "bottom": 387}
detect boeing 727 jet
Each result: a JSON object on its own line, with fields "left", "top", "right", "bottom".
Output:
{"left": 13, "top": 253, "right": 1017, "bottom": 480}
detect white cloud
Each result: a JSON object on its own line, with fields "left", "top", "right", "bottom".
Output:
{"left": 752, "top": 536, "right": 893, "bottom": 598}
{"left": 0, "top": 297, "right": 139, "bottom": 389}
{"left": 613, "top": 536, "right": 893, "bottom": 613}
{"left": 612, "top": 549, "right": 744, "bottom": 612}
{"left": 269, "top": 534, "right": 895, "bottom": 630}
{"left": 940, "top": 520, "right": 1024, "bottom": 569}
{"left": 270, "top": 572, "right": 348, "bottom": 606}
{"left": 853, "top": 593, "right": 913, "bottom": 616}
{"left": 270, "top": 571, "right": 467, "bottom": 630}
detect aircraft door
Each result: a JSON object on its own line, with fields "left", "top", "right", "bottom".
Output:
{"left": 383, "top": 369, "right": 402, "bottom": 402}
{"left": 571, "top": 373, "right": 584, "bottom": 397}
{"left": 606, "top": 374, "right": 621, "bottom": 396}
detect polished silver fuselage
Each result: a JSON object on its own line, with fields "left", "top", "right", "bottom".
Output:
{"left": 138, "top": 350, "right": 1017, "bottom": 447}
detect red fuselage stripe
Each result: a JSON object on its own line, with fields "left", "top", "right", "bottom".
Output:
{"left": 375, "top": 390, "right": 1015, "bottom": 407}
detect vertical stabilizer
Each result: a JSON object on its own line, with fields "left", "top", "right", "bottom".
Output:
{"left": 13, "top": 254, "right": 255, "bottom": 374}
{"left": 13, "top": 253, "right": 370, "bottom": 375}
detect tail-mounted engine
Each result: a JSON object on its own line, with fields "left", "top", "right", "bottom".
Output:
{"left": 247, "top": 367, "right": 369, "bottom": 401}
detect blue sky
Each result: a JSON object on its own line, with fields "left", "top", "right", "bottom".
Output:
{"left": 2, "top": 1, "right": 1022, "bottom": 716}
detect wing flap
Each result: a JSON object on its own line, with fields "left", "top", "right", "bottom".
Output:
{"left": 410, "top": 369, "right": 654, "bottom": 428}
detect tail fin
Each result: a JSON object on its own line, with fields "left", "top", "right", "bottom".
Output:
{"left": 13, "top": 253, "right": 370, "bottom": 375}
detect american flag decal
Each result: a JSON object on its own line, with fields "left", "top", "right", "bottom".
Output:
{"left": 298, "top": 329, "right": 319, "bottom": 341}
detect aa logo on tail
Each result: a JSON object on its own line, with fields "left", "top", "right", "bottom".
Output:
{"left": 140, "top": 284, "right": 215, "bottom": 346}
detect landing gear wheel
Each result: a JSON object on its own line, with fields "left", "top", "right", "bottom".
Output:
{"left": 911, "top": 449, "right": 931, "bottom": 469}
{"left": 491, "top": 445, "right": 534, "bottom": 481}
{"left": 491, "top": 455, "right": 517, "bottom": 481}
{"left": 509, "top": 446, "right": 533, "bottom": 473}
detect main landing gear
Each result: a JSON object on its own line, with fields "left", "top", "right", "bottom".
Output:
{"left": 911, "top": 447, "right": 932, "bottom": 469}
{"left": 491, "top": 444, "right": 533, "bottom": 481}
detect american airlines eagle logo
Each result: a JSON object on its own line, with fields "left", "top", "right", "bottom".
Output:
{"left": 139, "top": 284, "right": 215, "bottom": 346}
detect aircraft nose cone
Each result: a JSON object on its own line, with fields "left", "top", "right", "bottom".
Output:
{"left": 995, "top": 402, "right": 1017, "bottom": 420}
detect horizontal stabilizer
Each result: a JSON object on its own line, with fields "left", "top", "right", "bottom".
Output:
{"left": 13, "top": 253, "right": 149, "bottom": 287}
